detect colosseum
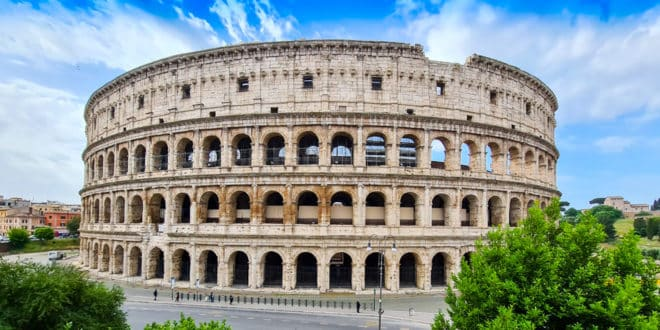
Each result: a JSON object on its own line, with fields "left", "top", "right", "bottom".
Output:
{"left": 79, "top": 40, "right": 559, "bottom": 293}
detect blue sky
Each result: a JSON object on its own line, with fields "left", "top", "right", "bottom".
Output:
{"left": 0, "top": 0, "right": 659, "bottom": 209}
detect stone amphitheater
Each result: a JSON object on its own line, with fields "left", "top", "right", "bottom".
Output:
{"left": 79, "top": 40, "right": 559, "bottom": 293}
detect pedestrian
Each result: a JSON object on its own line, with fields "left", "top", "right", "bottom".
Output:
{"left": 229, "top": 294, "right": 234, "bottom": 305}
{"left": 176, "top": 292, "right": 180, "bottom": 302}
{"left": 356, "top": 301, "right": 361, "bottom": 313}
{"left": 153, "top": 289, "right": 158, "bottom": 301}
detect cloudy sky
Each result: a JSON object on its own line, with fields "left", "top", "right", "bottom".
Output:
{"left": 0, "top": 0, "right": 659, "bottom": 209}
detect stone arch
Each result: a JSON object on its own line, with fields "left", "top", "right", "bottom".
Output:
{"left": 261, "top": 251, "right": 283, "bottom": 288}
{"left": 430, "top": 138, "right": 448, "bottom": 169}
{"left": 399, "top": 192, "right": 418, "bottom": 226}
{"left": 462, "top": 252, "right": 473, "bottom": 268}
{"left": 113, "top": 245, "right": 124, "bottom": 274}
{"left": 297, "top": 132, "right": 319, "bottom": 165}
{"left": 107, "top": 151, "right": 115, "bottom": 177}
{"left": 93, "top": 199, "right": 100, "bottom": 223}
{"left": 199, "top": 250, "right": 218, "bottom": 284}
{"left": 91, "top": 242, "right": 99, "bottom": 269}
{"left": 487, "top": 196, "right": 505, "bottom": 227}
{"left": 230, "top": 191, "right": 251, "bottom": 224}
{"left": 524, "top": 150, "right": 536, "bottom": 178}
{"left": 128, "top": 195, "right": 143, "bottom": 223}
{"left": 152, "top": 141, "right": 169, "bottom": 171}
{"left": 115, "top": 196, "right": 125, "bottom": 223}
{"left": 103, "top": 197, "right": 111, "bottom": 223}
{"left": 330, "top": 192, "right": 353, "bottom": 225}
{"left": 90, "top": 159, "right": 95, "bottom": 180}
{"left": 365, "top": 252, "right": 389, "bottom": 289}
{"left": 431, "top": 252, "right": 449, "bottom": 286}
{"left": 296, "top": 191, "right": 318, "bottom": 224}
{"left": 264, "top": 134, "right": 286, "bottom": 165}
{"left": 509, "top": 198, "right": 522, "bottom": 227}
{"left": 399, "top": 252, "right": 422, "bottom": 289}
{"left": 263, "top": 191, "right": 284, "bottom": 224}
{"left": 399, "top": 134, "right": 418, "bottom": 167}
{"left": 507, "top": 146, "right": 520, "bottom": 175}
{"left": 128, "top": 246, "right": 142, "bottom": 277}
{"left": 173, "top": 193, "right": 191, "bottom": 224}
{"left": 527, "top": 199, "right": 536, "bottom": 210}
{"left": 147, "top": 247, "right": 165, "bottom": 279}
{"left": 432, "top": 194, "right": 449, "bottom": 226}
{"left": 118, "top": 147, "right": 129, "bottom": 175}
{"left": 100, "top": 244, "right": 110, "bottom": 272}
{"left": 233, "top": 134, "right": 252, "bottom": 166}
{"left": 148, "top": 193, "right": 166, "bottom": 224}
{"left": 461, "top": 140, "right": 478, "bottom": 170}
{"left": 172, "top": 248, "right": 191, "bottom": 281}
{"left": 134, "top": 144, "right": 146, "bottom": 173}
{"left": 202, "top": 135, "right": 221, "bottom": 167}
{"left": 228, "top": 250, "right": 249, "bottom": 287}
{"left": 365, "top": 191, "right": 386, "bottom": 226}
{"left": 486, "top": 142, "right": 501, "bottom": 174}
{"left": 199, "top": 191, "right": 220, "bottom": 223}
{"left": 295, "top": 252, "right": 318, "bottom": 288}
{"left": 365, "top": 133, "right": 386, "bottom": 166}
{"left": 461, "top": 195, "right": 479, "bottom": 226}
{"left": 331, "top": 133, "right": 353, "bottom": 165}
{"left": 97, "top": 154, "right": 104, "bottom": 179}
{"left": 175, "top": 138, "right": 194, "bottom": 169}
{"left": 538, "top": 154, "right": 546, "bottom": 180}
{"left": 329, "top": 252, "right": 352, "bottom": 289}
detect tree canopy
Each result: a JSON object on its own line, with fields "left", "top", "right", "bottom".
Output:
{"left": 590, "top": 205, "right": 623, "bottom": 240}
{"left": 589, "top": 197, "right": 606, "bottom": 205}
{"left": 145, "top": 314, "right": 231, "bottom": 330}
{"left": 33, "top": 226, "right": 55, "bottom": 242}
{"left": 7, "top": 228, "right": 29, "bottom": 249}
{"left": 66, "top": 216, "right": 80, "bottom": 236}
{"left": 434, "top": 198, "right": 659, "bottom": 330}
{"left": 0, "top": 261, "right": 128, "bottom": 330}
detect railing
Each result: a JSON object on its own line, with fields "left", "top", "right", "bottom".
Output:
{"left": 235, "top": 148, "right": 252, "bottom": 166}
{"left": 177, "top": 152, "right": 193, "bottom": 168}
{"left": 152, "top": 155, "right": 168, "bottom": 171}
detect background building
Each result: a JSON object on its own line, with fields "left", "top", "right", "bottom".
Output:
{"left": 79, "top": 40, "right": 559, "bottom": 293}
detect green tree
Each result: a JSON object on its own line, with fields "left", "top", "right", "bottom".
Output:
{"left": 33, "top": 226, "right": 55, "bottom": 242}
{"left": 7, "top": 228, "right": 29, "bottom": 249}
{"left": 589, "top": 197, "right": 605, "bottom": 205}
{"left": 144, "top": 313, "right": 231, "bottom": 330}
{"left": 590, "top": 205, "right": 623, "bottom": 240}
{"left": 433, "top": 198, "right": 659, "bottom": 330}
{"left": 66, "top": 216, "right": 80, "bottom": 236}
{"left": 634, "top": 218, "right": 648, "bottom": 237}
{"left": 647, "top": 217, "right": 660, "bottom": 240}
{"left": 0, "top": 261, "right": 128, "bottom": 330}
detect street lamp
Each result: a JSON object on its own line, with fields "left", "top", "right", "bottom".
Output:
{"left": 366, "top": 236, "right": 396, "bottom": 330}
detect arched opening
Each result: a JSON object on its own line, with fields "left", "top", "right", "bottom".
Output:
{"left": 113, "top": 245, "right": 124, "bottom": 274}
{"left": 200, "top": 192, "right": 219, "bottom": 223}
{"left": 399, "top": 193, "right": 416, "bottom": 226}
{"left": 234, "top": 136, "right": 252, "bottom": 166}
{"left": 119, "top": 148, "right": 129, "bottom": 175}
{"left": 366, "top": 134, "right": 386, "bottom": 166}
{"left": 262, "top": 252, "right": 283, "bottom": 287}
{"left": 175, "top": 193, "right": 191, "bottom": 224}
{"left": 509, "top": 198, "right": 522, "bottom": 227}
{"left": 149, "top": 194, "right": 166, "bottom": 224}
{"left": 330, "top": 192, "right": 353, "bottom": 225}
{"left": 331, "top": 134, "right": 353, "bottom": 165}
{"left": 203, "top": 136, "right": 221, "bottom": 167}
{"left": 399, "top": 135, "right": 417, "bottom": 167}
{"left": 524, "top": 150, "right": 535, "bottom": 177}
{"left": 538, "top": 154, "right": 546, "bottom": 180}
{"left": 430, "top": 138, "right": 446, "bottom": 169}
{"left": 129, "top": 195, "right": 143, "bottom": 223}
{"left": 460, "top": 142, "right": 472, "bottom": 170}
{"left": 365, "top": 192, "right": 385, "bottom": 225}
{"left": 230, "top": 251, "right": 249, "bottom": 287}
{"left": 296, "top": 191, "right": 318, "bottom": 224}
{"left": 103, "top": 197, "right": 111, "bottom": 223}
{"left": 89, "top": 159, "right": 95, "bottom": 180}
{"left": 148, "top": 248, "right": 165, "bottom": 279}
{"left": 265, "top": 135, "right": 285, "bottom": 165}
{"left": 97, "top": 155, "right": 104, "bottom": 179}
{"left": 365, "top": 253, "right": 386, "bottom": 288}
{"left": 295, "top": 253, "right": 318, "bottom": 288}
{"left": 107, "top": 152, "right": 115, "bottom": 177}
{"left": 201, "top": 250, "right": 218, "bottom": 284}
{"left": 172, "top": 249, "right": 191, "bottom": 281}
{"left": 485, "top": 145, "right": 493, "bottom": 173}
{"left": 93, "top": 199, "right": 100, "bottom": 223}
{"left": 100, "top": 245, "right": 110, "bottom": 272}
{"left": 399, "top": 253, "right": 418, "bottom": 288}
{"left": 91, "top": 243, "right": 99, "bottom": 269}
{"left": 297, "top": 133, "right": 319, "bottom": 165}
{"left": 152, "top": 141, "right": 169, "bottom": 171}
{"left": 507, "top": 147, "right": 520, "bottom": 175}
{"left": 115, "top": 196, "right": 125, "bottom": 224}
{"left": 461, "top": 195, "right": 478, "bottom": 226}
{"left": 233, "top": 192, "right": 250, "bottom": 224}
{"left": 432, "top": 195, "right": 447, "bottom": 226}
{"left": 176, "top": 138, "right": 194, "bottom": 168}
{"left": 488, "top": 196, "right": 505, "bottom": 227}
{"left": 431, "top": 253, "right": 447, "bottom": 286}
{"left": 462, "top": 252, "right": 472, "bottom": 268}
{"left": 527, "top": 199, "right": 536, "bottom": 210}
{"left": 128, "top": 247, "right": 142, "bottom": 277}
{"left": 329, "top": 252, "right": 352, "bottom": 289}
{"left": 264, "top": 192, "right": 284, "bottom": 224}
{"left": 541, "top": 201, "right": 547, "bottom": 209}
{"left": 487, "top": 142, "right": 501, "bottom": 174}
{"left": 134, "top": 145, "right": 146, "bottom": 173}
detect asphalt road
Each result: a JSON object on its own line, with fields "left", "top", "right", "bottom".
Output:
{"left": 125, "top": 301, "right": 428, "bottom": 330}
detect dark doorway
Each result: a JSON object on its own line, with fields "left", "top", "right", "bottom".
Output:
{"left": 263, "top": 252, "right": 283, "bottom": 287}
{"left": 233, "top": 252, "right": 249, "bottom": 286}
{"left": 365, "top": 253, "right": 382, "bottom": 288}
{"left": 431, "top": 253, "right": 446, "bottom": 286}
{"left": 295, "top": 253, "right": 317, "bottom": 288}
{"left": 399, "top": 253, "right": 417, "bottom": 288}
{"left": 204, "top": 251, "right": 218, "bottom": 284}
{"left": 329, "top": 253, "right": 352, "bottom": 288}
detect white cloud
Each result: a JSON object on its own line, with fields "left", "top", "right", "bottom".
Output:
{"left": 174, "top": 6, "right": 223, "bottom": 46}
{"left": 391, "top": 0, "right": 660, "bottom": 125}
{"left": 0, "top": 0, "right": 222, "bottom": 71}
{"left": 253, "top": 0, "right": 296, "bottom": 41}
{"left": 210, "top": 0, "right": 296, "bottom": 43}
{"left": 211, "top": 0, "right": 256, "bottom": 43}
{"left": 0, "top": 79, "right": 84, "bottom": 203}
{"left": 594, "top": 136, "right": 636, "bottom": 153}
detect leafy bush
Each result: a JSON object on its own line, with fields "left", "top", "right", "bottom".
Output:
{"left": 7, "top": 228, "right": 29, "bottom": 249}
{"left": 34, "top": 226, "right": 55, "bottom": 242}
{"left": 145, "top": 313, "right": 231, "bottom": 329}
{"left": 634, "top": 217, "right": 648, "bottom": 237}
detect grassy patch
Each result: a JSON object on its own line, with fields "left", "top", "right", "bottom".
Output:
{"left": 11, "top": 239, "right": 79, "bottom": 253}
{"left": 613, "top": 218, "right": 660, "bottom": 249}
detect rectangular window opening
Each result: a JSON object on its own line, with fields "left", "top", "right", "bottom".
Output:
{"left": 238, "top": 78, "right": 249, "bottom": 92}
{"left": 489, "top": 91, "right": 497, "bottom": 105}
{"left": 137, "top": 95, "right": 144, "bottom": 109}
{"left": 467, "top": 115, "right": 473, "bottom": 121}
{"left": 110, "top": 106, "right": 115, "bottom": 119}
{"left": 182, "top": 84, "right": 191, "bottom": 99}
{"left": 270, "top": 107, "right": 278, "bottom": 114}
{"left": 209, "top": 111, "right": 216, "bottom": 117}
{"left": 158, "top": 118, "right": 164, "bottom": 124}
{"left": 406, "top": 108, "right": 414, "bottom": 115}
{"left": 371, "top": 76, "right": 382, "bottom": 90}
{"left": 302, "top": 75, "right": 313, "bottom": 89}
{"left": 436, "top": 81, "right": 445, "bottom": 96}
{"left": 525, "top": 102, "right": 531, "bottom": 115}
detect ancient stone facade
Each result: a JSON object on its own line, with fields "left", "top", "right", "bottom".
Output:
{"left": 79, "top": 40, "right": 559, "bottom": 293}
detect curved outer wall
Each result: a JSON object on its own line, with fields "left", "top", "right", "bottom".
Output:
{"left": 80, "top": 40, "right": 559, "bottom": 293}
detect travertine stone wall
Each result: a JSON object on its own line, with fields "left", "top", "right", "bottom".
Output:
{"left": 79, "top": 40, "right": 559, "bottom": 293}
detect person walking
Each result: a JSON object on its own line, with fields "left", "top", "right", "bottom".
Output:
{"left": 175, "top": 292, "right": 180, "bottom": 302}
{"left": 229, "top": 295, "right": 234, "bottom": 305}
{"left": 153, "top": 289, "right": 158, "bottom": 301}
{"left": 356, "top": 301, "right": 361, "bottom": 313}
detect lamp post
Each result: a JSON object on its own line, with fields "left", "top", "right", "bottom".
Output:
{"left": 366, "top": 236, "right": 396, "bottom": 330}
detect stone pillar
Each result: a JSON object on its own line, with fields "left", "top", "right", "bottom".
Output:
{"left": 249, "top": 255, "right": 259, "bottom": 289}
{"left": 221, "top": 129, "right": 231, "bottom": 169}
{"left": 420, "top": 129, "right": 430, "bottom": 168}
{"left": 422, "top": 186, "right": 431, "bottom": 227}
{"left": 388, "top": 128, "right": 398, "bottom": 167}
{"left": 190, "top": 243, "right": 198, "bottom": 288}
{"left": 355, "top": 126, "right": 364, "bottom": 167}
{"left": 318, "top": 262, "right": 328, "bottom": 293}
{"left": 387, "top": 186, "right": 397, "bottom": 227}
{"left": 480, "top": 189, "right": 488, "bottom": 227}
{"left": 355, "top": 184, "right": 365, "bottom": 226}
{"left": 354, "top": 261, "right": 364, "bottom": 291}
{"left": 452, "top": 189, "right": 461, "bottom": 227}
